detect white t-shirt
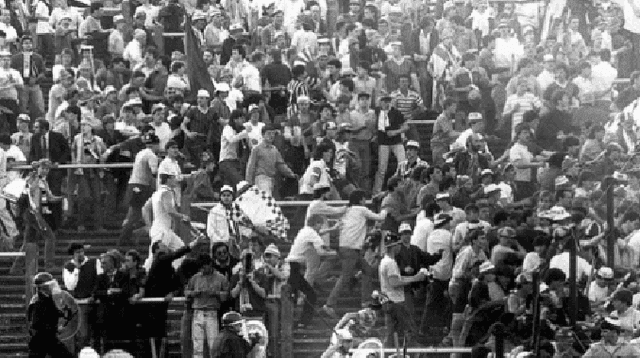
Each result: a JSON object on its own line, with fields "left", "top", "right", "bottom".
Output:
{"left": 411, "top": 216, "right": 434, "bottom": 253}
{"left": 379, "top": 255, "right": 405, "bottom": 303}
{"left": 426, "top": 229, "right": 453, "bottom": 281}
{"left": 616, "top": 0, "right": 640, "bottom": 34}
{"left": 509, "top": 142, "right": 534, "bottom": 182}
{"left": 588, "top": 281, "right": 610, "bottom": 303}
{"left": 549, "top": 252, "right": 592, "bottom": 280}
{"left": 135, "top": 4, "right": 159, "bottom": 28}
{"left": 286, "top": 226, "right": 325, "bottom": 262}
{"left": 244, "top": 121, "right": 264, "bottom": 147}
{"left": 240, "top": 64, "right": 262, "bottom": 93}
{"left": 152, "top": 122, "right": 172, "bottom": 150}
{"left": 128, "top": 148, "right": 158, "bottom": 186}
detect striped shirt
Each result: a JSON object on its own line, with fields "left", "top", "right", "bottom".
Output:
{"left": 391, "top": 89, "right": 423, "bottom": 121}
{"left": 502, "top": 93, "right": 542, "bottom": 139}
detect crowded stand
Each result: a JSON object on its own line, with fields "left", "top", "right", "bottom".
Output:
{"left": 1, "top": 0, "right": 640, "bottom": 356}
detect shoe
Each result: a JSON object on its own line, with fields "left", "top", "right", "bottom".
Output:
{"left": 322, "top": 305, "right": 338, "bottom": 319}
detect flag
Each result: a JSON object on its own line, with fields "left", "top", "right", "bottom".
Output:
{"left": 184, "top": 15, "right": 216, "bottom": 101}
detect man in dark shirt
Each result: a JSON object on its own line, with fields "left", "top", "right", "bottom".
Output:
{"left": 211, "top": 311, "right": 260, "bottom": 358}
{"left": 230, "top": 250, "right": 268, "bottom": 318}
{"left": 140, "top": 235, "right": 208, "bottom": 357}
{"left": 27, "top": 272, "right": 74, "bottom": 358}
{"left": 220, "top": 24, "right": 245, "bottom": 65}
{"left": 616, "top": 71, "right": 640, "bottom": 110}
{"left": 395, "top": 222, "right": 426, "bottom": 320}
{"left": 141, "top": 56, "right": 170, "bottom": 113}
{"left": 261, "top": 49, "right": 291, "bottom": 114}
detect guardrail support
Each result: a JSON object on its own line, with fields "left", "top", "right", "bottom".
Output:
{"left": 280, "top": 284, "right": 293, "bottom": 358}
{"left": 24, "top": 243, "right": 37, "bottom": 312}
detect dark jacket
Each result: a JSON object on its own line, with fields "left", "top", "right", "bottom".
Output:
{"left": 374, "top": 107, "right": 405, "bottom": 145}
{"left": 261, "top": 62, "right": 292, "bottom": 88}
{"left": 29, "top": 130, "right": 71, "bottom": 164}
{"left": 28, "top": 294, "right": 63, "bottom": 337}
{"left": 11, "top": 52, "right": 45, "bottom": 84}
{"left": 211, "top": 326, "right": 256, "bottom": 358}
{"left": 452, "top": 151, "right": 489, "bottom": 179}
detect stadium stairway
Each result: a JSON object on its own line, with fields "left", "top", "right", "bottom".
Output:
{"left": 0, "top": 204, "right": 452, "bottom": 357}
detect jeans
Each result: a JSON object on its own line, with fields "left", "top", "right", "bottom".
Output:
{"left": 20, "top": 84, "right": 45, "bottom": 120}
{"left": 11, "top": 211, "right": 56, "bottom": 273}
{"left": 192, "top": 310, "right": 218, "bottom": 358}
{"left": 304, "top": 248, "right": 338, "bottom": 286}
{"left": 265, "top": 299, "right": 280, "bottom": 357}
{"left": 373, "top": 144, "right": 406, "bottom": 193}
{"left": 69, "top": 171, "right": 104, "bottom": 229}
{"left": 421, "top": 278, "right": 451, "bottom": 331}
{"left": 384, "top": 301, "right": 415, "bottom": 348}
{"left": 350, "top": 139, "right": 371, "bottom": 188}
{"left": 289, "top": 262, "right": 316, "bottom": 325}
{"left": 181, "top": 308, "right": 193, "bottom": 358}
{"left": 326, "top": 248, "right": 373, "bottom": 307}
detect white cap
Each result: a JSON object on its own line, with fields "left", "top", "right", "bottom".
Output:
{"left": 114, "top": 15, "right": 125, "bottom": 23}
{"left": 335, "top": 329, "right": 353, "bottom": 340}
{"left": 543, "top": 54, "right": 554, "bottom": 62}
{"left": 399, "top": 222, "right": 412, "bottom": 233}
{"left": 229, "top": 23, "right": 244, "bottom": 32}
{"left": 480, "top": 169, "right": 493, "bottom": 176}
{"left": 215, "top": 83, "right": 230, "bottom": 92}
{"left": 248, "top": 103, "right": 259, "bottom": 112}
{"left": 79, "top": 347, "right": 100, "bottom": 358}
{"left": 264, "top": 243, "right": 281, "bottom": 257}
{"left": 192, "top": 10, "right": 207, "bottom": 21}
{"left": 103, "top": 85, "right": 117, "bottom": 94}
{"left": 220, "top": 185, "right": 234, "bottom": 194}
{"left": 435, "top": 192, "right": 450, "bottom": 200}
{"left": 597, "top": 267, "right": 614, "bottom": 280}
{"left": 406, "top": 140, "right": 420, "bottom": 149}
{"left": 479, "top": 261, "right": 495, "bottom": 274}
{"left": 236, "top": 180, "right": 250, "bottom": 192}
{"left": 197, "top": 89, "right": 210, "bottom": 98}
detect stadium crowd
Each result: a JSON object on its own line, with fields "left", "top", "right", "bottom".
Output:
{"left": 3, "top": 0, "right": 640, "bottom": 356}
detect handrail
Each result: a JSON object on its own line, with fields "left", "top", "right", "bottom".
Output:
{"left": 349, "top": 347, "right": 473, "bottom": 353}
{"left": 192, "top": 200, "right": 369, "bottom": 209}
{"left": 76, "top": 297, "right": 187, "bottom": 304}
{"left": 9, "top": 163, "right": 134, "bottom": 170}
{"left": 0, "top": 252, "right": 25, "bottom": 257}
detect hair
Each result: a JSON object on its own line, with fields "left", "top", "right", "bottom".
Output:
{"left": 482, "top": 35, "right": 495, "bottom": 47}
{"left": 327, "top": 59, "right": 342, "bottom": 69}
{"left": 621, "top": 211, "right": 640, "bottom": 225}
{"left": 466, "top": 229, "right": 485, "bottom": 243}
{"left": 232, "top": 44, "right": 246, "bottom": 59}
{"left": 292, "top": 64, "right": 306, "bottom": 79}
{"left": 37, "top": 119, "right": 49, "bottom": 131}
{"left": 425, "top": 166, "right": 441, "bottom": 183}
{"left": 250, "top": 51, "right": 264, "bottom": 63}
{"left": 125, "top": 249, "right": 141, "bottom": 265}
{"left": 170, "top": 61, "right": 185, "bottom": 73}
{"left": 307, "top": 214, "right": 325, "bottom": 227}
{"left": 348, "top": 189, "right": 366, "bottom": 206}
{"left": 197, "top": 253, "right": 213, "bottom": 267}
{"left": 386, "top": 176, "right": 402, "bottom": 191}
{"left": 544, "top": 267, "right": 566, "bottom": 285}
{"left": 0, "top": 133, "right": 11, "bottom": 145}
{"left": 313, "top": 143, "right": 333, "bottom": 160}
{"left": 464, "top": 204, "right": 479, "bottom": 215}
{"left": 340, "top": 78, "right": 355, "bottom": 92}
{"left": 493, "top": 211, "right": 509, "bottom": 226}
{"left": 555, "top": 62, "right": 568, "bottom": 75}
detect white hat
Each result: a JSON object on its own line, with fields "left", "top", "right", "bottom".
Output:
{"left": 133, "top": 29, "right": 147, "bottom": 38}
{"left": 435, "top": 192, "right": 450, "bottom": 201}
{"left": 597, "top": 267, "right": 614, "bottom": 280}
{"left": 335, "top": 329, "right": 353, "bottom": 341}
{"left": 433, "top": 213, "right": 453, "bottom": 226}
{"left": 313, "top": 182, "right": 330, "bottom": 191}
{"left": 547, "top": 206, "right": 572, "bottom": 221}
{"left": 192, "top": 10, "right": 207, "bottom": 21}
{"left": 481, "top": 169, "right": 494, "bottom": 176}
{"left": 399, "top": 222, "right": 412, "bottom": 233}
{"left": 406, "top": 140, "right": 420, "bottom": 149}
{"left": 248, "top": 103, "right": 259, "bottom": 112}
{"left": 103, "top": 85, "right": 117, "bottom": 95}
{"left": 236, "top": 180, "right": 250, "bottom": 192}
{"left": 79, "top": 347, "right": 100, "bottom": 358}
{"left": 197, "top": 89, "right": 210, "bottom": 98}
{"left": 215, "top": 83, "right": 230, "bottom": 92}
{"left": 114, "top": 15, "right": 125, "bottom": 23}
{"left": 220, "top": 185, "right": 234, "bottom": 194}
{"left": 555, "top": 176, "right": 570, "bottom": 188}
{"left": 297, "top": 95, "right": 310, "bottom": 104}
{"left": 264, "top": 243, "right": 281, "bottom": 257}
{"left": 468, "top": 112, "right": 483, "bottom": 121}
{"left": 543, "top": 54, "right": 554, "bottom": 62}
{"left": 484, "top": 184, "right": 501, "bottom": 194}
{"left": 479, "top": 261, "right": 495, "bottom": 274}
{"left": 229, "top": 23, "right": 244, "bottom": 32}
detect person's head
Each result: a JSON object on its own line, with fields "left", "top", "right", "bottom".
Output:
{"left": 263, "top": 244, "right": 281, "bottom": 266}
{"left": 579, "top": 61, "right": 592, "bottom": 78}
{"left": 468, "top": 229, "right": 487, "bottom": 251}
{"left": 404, "top": 141, "right": 419, "bottom": 161}
{"left": 327, "top": 59, "right": 342, "bottom": 76}
{"left": 379, "top": 96, "right": 392, "bottom": 110}
{"left": 307, "top": 214, "right": 325, "bottom": 232}
{"left": 262, "top": 125, "right": 278, "bottom": 144}
{"left": 197, "top": 89, "right": 211, "bottom": 107}
{"left": 544, "top": 267, "right": 566, "bottom": 291}
{"left": 34, "top": 119, "right": 49, "bottom": 135}
{"left": 595, "top": 266, "right": 614, "bottom": 288}
{"left": 197, "top": 253, "right": 214, "bottom": 274}
{"left": 399, "top": 222, "right": 412, "bottom": 244}
{"left": 569, "top": 16, "right": 580, "bottom": 30}
{"left": 100, "top": 252, "right": 116, "bottom": 272}
{"left": 435, "top": 193, "right": 452, "bottom": 210}
{"left": 621, "top": 211, "right": 640, "bottom": 235}
{"left": 532, "top": 235, "right": 549, "bottom": 256}
{"left": 212, "top": 242, "right": 230, "bottom": 262}
{"left": 231, "top": 45, "right": 245, "bottom": 62}
{"left": 124, "top": 249, "right": 141, "bottom": 270}
{"left": 555, "top": 63, "right": 568, "bottom": 82}
{"left": 612, "top": 289, "right": 633, "bottom": 312}
{"left": 600, "top": 318, "right": 622, "bottom": 345}
{"left": 462, "top": 53, "right": 477, "bottom": 69}
{"left": 357, "top": 92, "right": 370, "bottom": 110}
{"left": 34, "top": 272, "right": 62, "bottom": 298}
{"left": 133, "top": 28, "right": 147, "bottom": 43}
{"left": 464, "top": 204, "right": 480, "bottom": 222}
{"left": 515, "top": 125, "right": 533, "bottom": 144}
{"left": 386, "top": 175, "right": 403, "bottom": 193}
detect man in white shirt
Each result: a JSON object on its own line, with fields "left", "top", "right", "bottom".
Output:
{"left": 537, "top": 54, "right": 556, "bottom": 93}
{"left": 591, "top": 49, "right": 618, "bottom": 106}
{"left": 0, "top": 134, "right": 18, "bottom": 250}
{"left": 239, "top": 51, "right": 264, "bottom": 93}
{"left": 588, "top": 266, "right": 614, "bottom": 305}
{"left": 135, "top": 0, "right": 159, "bottom": 28}
{"left": 286, "top": 214, "right": 337, "bottom": 328}
{"left": 379, "top": 232, "right": 428, "bottom": 348}
{"left": 549, "top": 244, "right": 592, "bottom": 280}
{"left": 123, "top": 29, "right": 147, "bottom": 70}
